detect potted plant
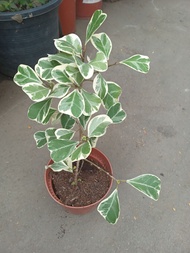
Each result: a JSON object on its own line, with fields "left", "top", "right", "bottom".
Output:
{"left": 0, "top": 0, "right": 62, "bottom": 77}
{"left": 14, "top": 10, "right": 161, "bottom": 224}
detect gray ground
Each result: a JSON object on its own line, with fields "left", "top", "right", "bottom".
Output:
{"left": 1, "top": 0, "right": 190, "bottom": 252}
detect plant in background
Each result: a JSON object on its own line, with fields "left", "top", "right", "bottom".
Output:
{"left": 14, "top": 10, "right": 161, "bottom": 224}
{"left": 0, "top": 0, "right": 49, "bottom": 12}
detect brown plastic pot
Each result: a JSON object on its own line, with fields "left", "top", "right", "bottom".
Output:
{"left": 44, "top": 148, "right": 113, "bottom": 215}
{"left": 59, "top": 0, "right": 76, "bottom": 35}
{"left": 76, "top": 0, "right": 102, "bottom": 19}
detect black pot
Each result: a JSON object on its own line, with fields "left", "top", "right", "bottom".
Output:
{"left": 0, "top": 0, "right": 62, "bottom": 77}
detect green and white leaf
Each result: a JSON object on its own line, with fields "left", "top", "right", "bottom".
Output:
{"left": 42, "top": 108, "right": 56, "bottom": 124}
{"left": 81, "top": 89, "right": 101, "bottom": 116}
{"left": 55, "top": 128, "right": 74, "bottom": 140}
{"left": 71, "top": 141, "right": 92, "bottom": 162}
{"left": 45, "top": 128, "right": 56, "bottom": 143}
{"left": 120, "top": 54, "right": 150, "bottom": 74}
{"left": 88, "top": 115, "right": 112, "bottom": 138}
{"left": 50, "top": 83, "right": 70, "bottom": 98}
{"left": 127, "top": 174, "right": 161, "bottom": 201}
{"left": 22, "top": 82, "right": 51, "bottom": 102}
{"left": 35, "top": 57, "right": 59, "bottom": 80}
{"left": 48, "top": 52, "right": 75, "bottom": 64}
{"left": 65, "top": 63, "right": 84, "bottom": 86}
{"left": 60, "top": 114, "right": 76, "bottom": 129}
{"left": 48, "top": 139, "right": 78, "bottom": 162}
{"left": 34, "top": 131, "right": 47, "bottom": 148}
{"left": 79, "top": 114, "right": 90, "bottom": 130}
{"left": 14, "top": 64, "right": 42, "bottom": 87}
{"left": 89, "top": 52, "right": 108, "bottom": 72}
{"left": 89, "top": 137, "right": 98, "bottom": 148}
{"left": 107, "top": 102, "right": 126, "bottom": 124}
{"left": 75, "top": 56, "right": 94, "bottom": 79}
{"left": 58, "top": 90, "right": 84, "bottom": 118}
{"left": 27, "top": 99, "right": 52, "bottom": 124}
{"left": 97, "top": 189, "right": 120, "bottom": 225}
{"left": 103, "top": 82, "right": 122, "bottom": 109}
{"left": 91, "top": 33, "right": 112, "bottom": 60}
{"left": 54, "top": 34, "right": 82, "bottom": 56}
{"left": 51, "top": 65, "right": 73, "bottom": 85}
{"left": 85, "top": 10, "right": 107, "bottom": 44}
{"left": 93, "top": 73, "right": 108, "bottom": 99}
{"left": 46, "top": 161, "right": 73, "bottom": 172}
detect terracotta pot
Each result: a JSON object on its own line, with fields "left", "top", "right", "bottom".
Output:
{"left": 59, "top": 0, "right": 76, "bottom": 35}
{"left": 76, "top": 0, "right": 102, "bottom": 19}
{"left": 45, "top": 148, "right": 113, "bottom": 215}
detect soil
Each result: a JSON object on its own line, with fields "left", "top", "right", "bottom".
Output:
{"left": 51, "top": 159, "right": 111, "bottom": 207}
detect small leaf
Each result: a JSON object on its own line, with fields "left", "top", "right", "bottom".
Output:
{"left": 89, "top": 52, "right": 108, "bottom": 72}
{"left": 120, "top": 54, "right": 150, "bottom": 74}
{"left": 55, "top": 128, "right": 74, "bottom": 140}
{"left": 54, "top": 34, "right": 82, "bottom": 56}
{"left": 45, "top": 128, "right": 56, "bottom": 143}
{"left": 28, "top": 99, "right": 52, "bottom": 124}
{"left": 34, "top": 131, "right": 47, "bottom": 148}
{"left": 93, "top": 73, "right": 108, "bottom": 99}
{"left": 103, "top": 82, "right": 122, "bottom": 109}
{"left": 91, "top": 33, "right": 112, "bottom": 60}
{"left": 35, "top": 57, "right": 59, "bottom": 80}
{"left": 48, "top": 139, "right": 78, "bottom": 162}
{"left": 88, "top": 115, "right": 112, "bottom": 138}
{"left": 71, "top": 141, "right": 92, "bottom": 162}
{"left": 127, "top": 174, "right": 161, "bottom": 201}
{"left": 51, "top": 65, "right": 73, "bottom": 85}
{"left": 79, "top": 114, "right": 90, "bottom": 130}
{"left": 46, "top": 161, "right": 73, "bottom": 172}
{"left": 85, "top": 10, "right": 107, "bottom": 44}
{"left": 22, "top": 83, "right": 51, "bottom": 102}
{"left": 50, "top": 83, "right": 70, "bottom": 98}
{"left": 97, "top": 189, "right": 120, "bottom": 224}
{"left": 81, "top": 89, "right": 101, "bottom": 116}
{"left": 42, "top": 108, "right": 56, "bottom": 124}
{"left": 75, "top": 56, "right": 94, "bottom": 79}
{"left": 107, "top": 102, "right": 126, "bottom": 124}
{"left": 58, "top": 90, "right": 84, "bottom": 118}
{"left": 14, "top": 64, "right": 42, "bottom": 86}
{"left": 65, "top": 63, "right": 84, "bottom": 86}
{"left": 60, "top": 114, "right": 76, "bottom": 129}
{"left": 48, "top": 52, "right": 75, "bottom": 64}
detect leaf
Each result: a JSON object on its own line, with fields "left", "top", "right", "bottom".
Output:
{"left": 48, "top": 139, "right": 78, "bottom": 162}
{"left": 71, "top": 141, "right": 92, "bottom": 162}
{"left": 42, "top": 108, "right": 56, "bottom": 124}
{"left": 48, "top": 52, "right": 75, "bottom": 64}
{"left": 35, "top": 57, "right": 59, "bottom": 80}
{"left": 81, "top": 89, "right": 101, "bottom": 116}
{"left": 28, "top": 99, "right": 52, "bottom": 124}
{"left": 85, "top": 10, "right": 107, "bottom": 44}
{"left": 79, "top": 114, "right": 90, "bottom": 130}
{"left": 51, "top": 65, "right": 73, "bottom": 85}
{"left": 91, "top": 33, "right": 112, "bottom": 60}
{"left": 88, "top": 115, "right": 112, "bottom": 138}
{"left": 46, "top": 161, "right": 73, "bottom": 172}
{"left": 60, "top": 114, "right": 76, "bottom": 129}
{"left": 34, "top": 131, "right": 47, "bottom": 148}
{"left": 107, "top": 102, "right": 126, "bottom": 124}
{"left": 54, "top": 34, "right": 82, "bottom": 56}
{"left": 65, "top": 63, "right": 84, "bottom": 86}
{"left": 89, "top": 52, "right": 108, "bottom": 72}
{"left": 97, "top": 189, "right": 120, "bottom": 224}
{"left": 75, "top": 56, "right": 94, "bottom": 79}
{"left": 55, "top": 128, "right": 74, "bottom": 140}
{"left": 58, "top": 90, "right": 84, "bottom": 118}
{"left": 103, "top": 82, "right": 122, "bottom": 109}
{"left": 22, "top": 82, "right": 51, "bottom": 102}
{"left": 127, "top": 174, "right": 161, "bottom": 201}
{"left": 50, "top": 83, "right": 70, "bottom": 98}
{"left": 120, "top": 54, "right": 150, "bottom": 74}
{"left": 93, "top": 73, "right": 108, "bottom": 99}
{"left": 14, "top": 64, "right": 42, "bottom": 87}
{"left": 45, "top": 128, "right": 57, "bottom": 143}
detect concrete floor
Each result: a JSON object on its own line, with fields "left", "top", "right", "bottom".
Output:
{"left": 1, "top": 0, "right": 190, "bottom": 252}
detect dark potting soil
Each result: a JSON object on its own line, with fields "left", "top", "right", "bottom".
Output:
{"left": 51, "top": 159, "right": 111, "bottom": 207}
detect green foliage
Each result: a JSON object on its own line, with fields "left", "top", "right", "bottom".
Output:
{"left": 0, "top": 0, "right": 49, "bottom": 12}
{"left": 14, "top": 10, "right": 161, "bottom": 224}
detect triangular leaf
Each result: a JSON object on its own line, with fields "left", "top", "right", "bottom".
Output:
{"left": 85, "top": 10, "right": 107, "bottom": 44}
{"left": 58, "top": 90, "right": 84, "bottom": 118}
{"left": 60, "top": 114, "right": 76, "bottom": 129}
{"left": 51, "top": 65, "right": 73, "bottom": 85}
{"left": 103, "top": 82, "right": 122, "bottom": 109}
{"left": 107, "top": 102, "right": 126, "bottom": 124}
{"left": 97, "top": 189, "right": 120, "bottom": 224}
{"left": 45, "top": 128, "right": 57, "bottom": 143}
{"left": 46, "top": 161, "right": 73, "bottom": 172}
{"left": 79, "top": 114, "right": 90, "bottom": 130}
{"left": 71, "top": 141, "right": 92, "bottom": 162}
{"left": 35, "top": 57, "right": 59, "bottom": 81}
{"left": 93, "top": 73, "right": 108, "bottom": 99}
{"left": 89, "top": 52, "right": 108, "bottom": 72}
{"left": 88, "top": 115, "right": 112, "bottom": 138}
{"left": 81, "top": 89, "right": 101, "bottom": 116}
{"left": 127, "top": 174, "right": 161, "bottom": 201}
{"left": 75, "top": 56, "right": 94, "bottom": 79}
{"left": 120, "top": 54, "right": 150, "bottom": 74}
{"left": 50, "top": 83, "right": 70, "bottom": 98}
{"left": 65, "top": 63, "right": 84, "bottom": 86}
{"left": 22, "top": 83, "right": 51, "bottom": 102}
{"left": 48, "top": 52, "right": 75, "bottom": 64}
{"left": 91, "top": 33, "right": 112, "bottom": 60}
{"left": 55, "top": 128, "right": 75, "bottom": 140}
{"left": 34, "top": 131, "right": 47, "bottom": 148}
